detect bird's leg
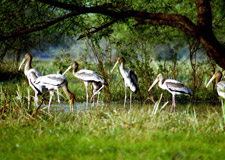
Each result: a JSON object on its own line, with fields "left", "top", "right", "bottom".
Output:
{"left": 57, "top": 89, "right": 60, "bottom": 104}
{"left": 91, "top": 85, "right": 104, "bottom": 100}
{"left": 34, "top": 91, "right": 39, "bottom": 106}
{"left": 97, "top": 92, "right": 100, "bottom": 107}
{"left": 221, "top": 99, "right": 224, "bottom": 117}
{"left": 84, "top": 82, "right": 89, "bottom": 110}
{"left": 124, "top": 86, "right": 127, "bottom": 109}
{"left": 130, "top": 91, "right": 132, "bottom": 110}
{"left": 171, "top": 94, "right": 176, "bottom": 113}
{"left": 92, "top": 95, "right": 95, "bottom": 107}
{"left": 48, "top": 90, "right": 54, "bottom": 113}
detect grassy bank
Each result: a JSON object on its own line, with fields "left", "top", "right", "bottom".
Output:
{"left": 0, "top": 103, "right": 225, "bottom": 160}
{"left": 1, "top": 58, "right": 224, "bottom": 159}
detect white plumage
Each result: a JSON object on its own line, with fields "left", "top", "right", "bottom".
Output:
{"left": 63, "top": 61, "right": 106, "bottom": 109}
{"left": 75, "top": 69, "right": 105, "bottom": 84}
{"left": 217, "top": 82, "right": 225, "bottom": 99}
{"left": 206, "top": 71, "right": 225, "bottom": 115}
{"left": 111, "top": 57, "right": 139, "bottom": 109}
{"left": 18, "top": 53, "right": 43, "bottom": 105}
{"left": 148, "top": 74, "right": 192, "bottom": 112}
{"left": 34, "top": 73, "right": 74, "bottom": 113}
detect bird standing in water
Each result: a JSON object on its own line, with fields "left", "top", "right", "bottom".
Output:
{"left": 63, "top": 61, "right": 107, "bottom": 109}
{"left": 148, "top": 74, "right": 193, "bottom": 112}
{"left": 18, "top": 53, "right": 43, "bottom": 105}
{"left": 33, "top": 73, "right": 75, "bottom": 113}
{"left": 111, "top": 57, "right": 139, "bottom": 109}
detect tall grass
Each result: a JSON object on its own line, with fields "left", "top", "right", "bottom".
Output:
{"left": 1, "top": 57, "right": 225, "bottom": 159}
{"left": 1, "top": 103, "right": 225, "bottom": 159}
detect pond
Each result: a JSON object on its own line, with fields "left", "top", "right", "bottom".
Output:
{"left": 38, "top": 100, "right": 221, "bottom": 114}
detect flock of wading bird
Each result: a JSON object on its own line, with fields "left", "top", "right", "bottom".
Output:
{"left": 18, "top": 53, "right": 225, "bottom": 114}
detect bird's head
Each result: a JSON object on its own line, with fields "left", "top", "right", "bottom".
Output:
{"left": 156, "top": 73, "right": 164, "bottom": 81}
{"left": 118, "top": 57, "right": 125, "bottom": 63}
{"left": 148, "top": 73, "right": 164, "bottom": 92}
{"left": 206, "top": 71, "right": 223, "bottom": 87}
{"left": 18, "top": 53, "right": 32, "bottom": 71}
{"left": 63, "top": 61, "right": 79, "bottom": 75}
{"left": 111, "top": 57, "right": 125, "bottom": 73}
{"left": 72, "top": 61, "right": 79, "bottom": 71}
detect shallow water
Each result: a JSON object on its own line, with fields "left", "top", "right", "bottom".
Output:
{"left": 39, "top": 100, "right": 222, "bottom": 114}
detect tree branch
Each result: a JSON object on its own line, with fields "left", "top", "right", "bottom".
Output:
{"left": 36, "top": 0, "right": 197, "bottom": 34}
{"left": 147, "top": 20, "right": 196, "bottom": 37}
{"left": 0, "top": 12, "right": 79, "bottom": 42}
{"left": 77, "top": 19, "right": 118, "bottom": 40}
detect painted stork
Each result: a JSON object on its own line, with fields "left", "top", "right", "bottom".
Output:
{"left": 63, "top": 61, "right": 107, "bottom": 109}
{"left": 148, "top": 74, "right": 193, "bottom": 112}
{"left": 206, "top": 71, "right": 225, "bottom": 115}
{"left": 33, "top": 73, "right": 75, "bottom": 113}
{"left": 18, "top": 53, "right": 43, "bottom": 105}
{"left": 111, "top": 57, "right": 139, "bottom": 109}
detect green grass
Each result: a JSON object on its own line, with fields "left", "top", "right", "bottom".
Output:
{"left": 1, "top": 103, "right": 225, "bottom": 160}
{"left": 1, "top": 58, "right": 225, "bottom": 159}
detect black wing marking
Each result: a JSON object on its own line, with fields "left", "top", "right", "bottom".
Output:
{"left": 129, "top": 70, "right": 139, "bottom": 92}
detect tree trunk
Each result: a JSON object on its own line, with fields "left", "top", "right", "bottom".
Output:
{"left": 199, "top": 33, "right": 225, "bottom": 69}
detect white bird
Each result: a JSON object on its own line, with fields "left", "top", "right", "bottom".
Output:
{"left": 206, "top": 71, "right": 225, "bottom": 115}
{"left": 63, "top": 61, "right": 107, "bottom": 109}
{"left": 111, "top": 57, "right": 139, "bottom": 109}
{"left": 18, "top": 54, "right": 64, "bottom": 112}
{"left": 34, "top": 74, "right": 75, "bottom": 113}
{"left": 18, "top": 53, "right": 43, "bottom": 105}
{"left": 148, "top": 74, "right": 193, "bottom": 112}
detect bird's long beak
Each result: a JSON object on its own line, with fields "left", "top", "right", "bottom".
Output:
{"left": 63, "top": 65, "right": 72, "bottom": 76}
{"left": 206, "top": 74, "right": 217, "bottom": 88}
{"left": 18, "top": 58, "right": 26, "bottom": 71}
{"left": 111, "top": 60, "right": 119, "bottom": 73}
{"left": 148, "top": 78, "right": 159, "bottom": 91}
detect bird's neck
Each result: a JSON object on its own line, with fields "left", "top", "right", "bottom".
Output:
{"left": 73, "top": 67, "right": 78, "bottom": 74}
{"left": 119, "top": 62, "right": 125, "bottom": 72}
{"left": 24, "top": 59, "right": 32, "bottom": 72}
{"left": 62, "top": 84, "right": 73, "bottom": 100}
{"left": 158, "top": 78, "right": 165, "bottom": 89}
{"left": 216, "top": 76, "right": 222, "bottom": 84}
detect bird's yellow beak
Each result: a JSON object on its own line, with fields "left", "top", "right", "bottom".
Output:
{"left": 111, "top": 60, "right": 119, "bottom": 73}
{"left": 18, "top": 58, "right": 26, "bottom": 71}
{"left": 148, "top": 78, "right": 159, "bottom": 91}
{"left": 63, "top": 65, "right": 72, "bottom": 76}
{"left": 206, "top": 74, "right": 217, "bottom": 88}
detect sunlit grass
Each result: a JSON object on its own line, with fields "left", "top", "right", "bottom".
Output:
{"left": 1, "top": 58, "right": 225, "bottom": 159}
{"left": 0, "top": 102, "right": 225, "bottom": 160}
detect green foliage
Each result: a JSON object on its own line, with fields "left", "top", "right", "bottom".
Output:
{"left": 53, "top": 49, "right": 73, "bottom": 72}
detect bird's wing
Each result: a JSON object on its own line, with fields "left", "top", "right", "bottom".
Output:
{"left": 217, "top": 81, "right": 225, "bottom": 99}
{"left": 35, "top": 74, "right": 66, "bottom": 87}
{"left": 76, "top": 69, "right": 104, "bottom": 83}
{"left": 27, "top": 69, "right": 40, "bottom": 83}
{"left": 165, "top": 79, "right": 192, "bottom": 95}
{"left": 129, "top": 70, "right": 139, "bottom": 90}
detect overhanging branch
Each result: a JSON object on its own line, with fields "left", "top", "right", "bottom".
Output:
{"left": 36, "top": 0, "right": 197, "bottom": 33}
{"left": 0, "top": 12, "right": 79, "bottom": 42}
{"left": 77, "top": 19, "right": 118, "bottom": 40}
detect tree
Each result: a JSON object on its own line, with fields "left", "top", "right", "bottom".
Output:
{"left": 0, "top": 0, "right": 225, "bottom": 69}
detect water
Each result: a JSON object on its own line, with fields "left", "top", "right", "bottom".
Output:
{"left": 39, "top": 101, "right": 222, "bottom": 114}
